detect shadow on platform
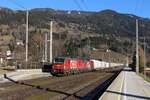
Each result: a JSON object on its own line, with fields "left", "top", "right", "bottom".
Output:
{"left": 106, "top": 90, "right": 150, "bottom": 100}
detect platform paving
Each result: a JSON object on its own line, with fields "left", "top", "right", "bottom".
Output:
{"left": 99, "top": 67, "right": 150, "bottom": 100}
{"left": 0, "top": 69, "right": 51, "bottom": 83}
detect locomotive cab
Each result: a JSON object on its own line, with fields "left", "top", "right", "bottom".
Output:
{"left": 52, "top": 57, "right": 65, "bottom": 75}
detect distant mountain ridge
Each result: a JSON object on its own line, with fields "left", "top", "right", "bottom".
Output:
{"left": 0, "top": 7, "right": 150, "bottom": 55}
{"left": 0, "top": 7, "right": 150, "bottom": 37}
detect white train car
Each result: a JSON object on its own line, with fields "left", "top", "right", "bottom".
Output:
{"left": 110, "top": 63, "right": 124, "bottom": 67}
{"left": 91, "top": 59, "right": 124, "bottom": 70}
{"left": 105, "top": 62, "right": 109, "bottom": 68}
{"left": 101, "top": 61, "right": 106, "bottom": 68}
{"left": 91, "top": 59, "right": 105, "bottom": 70}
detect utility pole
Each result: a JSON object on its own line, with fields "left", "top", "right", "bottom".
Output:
{"left": 7, "top": 0, "right": 29, "bottom": 68}
{"left": 45, "top": 33, "right": 48, "bottom": 62}
{"left": 136, "top": 19, "right": 139, "bottom": 73}
{"left": 25, "top": 10, "right": 29, "bottom": 64}
{"left": 144, "top": 37, "right": 146, "bottom": 78}
{"left": 50, "top": 21, "right": 53, "bottom": 63}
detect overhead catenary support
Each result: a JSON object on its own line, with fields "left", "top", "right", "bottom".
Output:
{"left": 88, "top": 34, "right": 91, "bottom": 57}
{"left": 136, "top": 19, "right": 139, "bottom": 73}
{"left": 45, "top": 33, "right": 48, "bottom": 62}
{"left": 144, "top": 37, "right": 146, "bottom": 78}
{"left": 50, "top": 21, "right": 53, "bottom": 63}
{"left": 25, "top": 10, "right": 29, "bottom": 62}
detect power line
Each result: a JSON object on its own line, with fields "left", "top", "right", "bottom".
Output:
{"left": 6, "top": 0, "right": 26, "bottom": 9}
{"left": 73, "top": 0, "right": 84, "bottom": 11}
{"left": 138, "top": 0, "right": 144, "bottom": 17}
{"left": 81, "top": 0, "right": 88, "bottom": 10}
{"left": 135, "top": 0, "right": 144, "bottom": 16}
{"left": 135, "top": 0, "right": 139, "bottom": 13}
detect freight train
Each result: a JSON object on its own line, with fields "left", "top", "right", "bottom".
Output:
{"left": 50, "top": 56, "right": 124, "bottom": 76}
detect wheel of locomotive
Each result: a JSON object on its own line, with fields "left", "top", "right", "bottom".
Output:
{"left": 50, "top": 70, "right": 56, "bottom": 76}
{"left": 64, "top": 71, "right": 67, "bottom": 76}
{"left": 66, "top": 71, "right": 70, "bottom": 76}
{"left": 77, "top": 70, "right": 80, "bottom": 74}
{"left": 68, "top": 70, "right": 71, "bottom": 75}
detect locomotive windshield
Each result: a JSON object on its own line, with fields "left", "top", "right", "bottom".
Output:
{"left": 53, "top": 57, "right": 65, "bottom": 64}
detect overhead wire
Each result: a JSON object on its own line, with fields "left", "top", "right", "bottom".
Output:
{"left": 135, "top": 0, "right": 141, "bottom": 16}
{"left": 73, "top": 0, "right": 84, "bottom": 11}
{"left": 6, "top": 0, "right": 26, "bottom": 9}
{"left": 73, "top": 0, "right": 91, "bottom": 55}
{"left": 138, "top": 0, "right": 144, "bottom": 17}
{"left": 81, "top": 0, "right": 88, "bottom": 10}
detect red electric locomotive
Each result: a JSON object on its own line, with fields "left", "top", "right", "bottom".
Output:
{"left": 51, "top": 57, "right": 94, "bottom": 76}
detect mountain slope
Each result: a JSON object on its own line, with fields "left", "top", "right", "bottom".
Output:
{"left": 1, "top": 7, "right": 150, "bottom": 37}
{"left": 0, "top": 7, "right": 150, "bottom": 57}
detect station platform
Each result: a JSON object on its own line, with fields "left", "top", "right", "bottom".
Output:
{"left": 0, "top": 69, "right": 51, "bottom": 83}
{"left": 99, "top": 67, "right": 150, "bottom": 100}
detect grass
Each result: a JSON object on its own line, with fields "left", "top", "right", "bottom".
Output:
{"left": 1, "top": 66, "right": 16, "bottom": 71}
{"left": 0, "top": 45, "right": 9, "bottom": 51}
{"left": 0, "top": 69, "right": 9, "bottom": 75}
{"left": 139, "top": 73, "right": 150, "bottom": 83}
{"left": 0, "top": 35, "right": 14, "bottom": 41}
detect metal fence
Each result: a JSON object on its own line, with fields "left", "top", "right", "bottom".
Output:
{"left": 16, "top": 61, "right": 43, "bottom": 69}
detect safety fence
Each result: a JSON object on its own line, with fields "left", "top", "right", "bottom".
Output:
{"left": 16, "top": 61, "right": 43, "bottom": 69}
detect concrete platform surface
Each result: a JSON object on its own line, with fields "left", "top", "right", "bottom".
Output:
{"left": 99, "top": 67, "right": 150, "bottom": 100}
{"left": 0, "top": 69, "right": 51, "bottom": 83}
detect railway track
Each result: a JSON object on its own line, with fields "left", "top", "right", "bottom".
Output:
{"left": 60, "top": 67, "right": 122, "bottom": 100}
{"left": 0, "top": 67, "right": 123, "bottom": 100}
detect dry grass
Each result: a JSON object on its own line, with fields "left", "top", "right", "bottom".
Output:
{"left": 0, "top": 35, "right": 14, "bottom": 41}
{"left": 0, "top": 69, "right": 9, "bottom": 75}
{"left": 1, "top": 66, "right": 16, "bottom": 71}
{"left": 139, "top": 73, "right": 150, "bottom": 83}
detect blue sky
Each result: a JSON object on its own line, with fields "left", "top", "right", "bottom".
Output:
{"left": 0, "top": 0, "right": 149, "bottom": 18}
